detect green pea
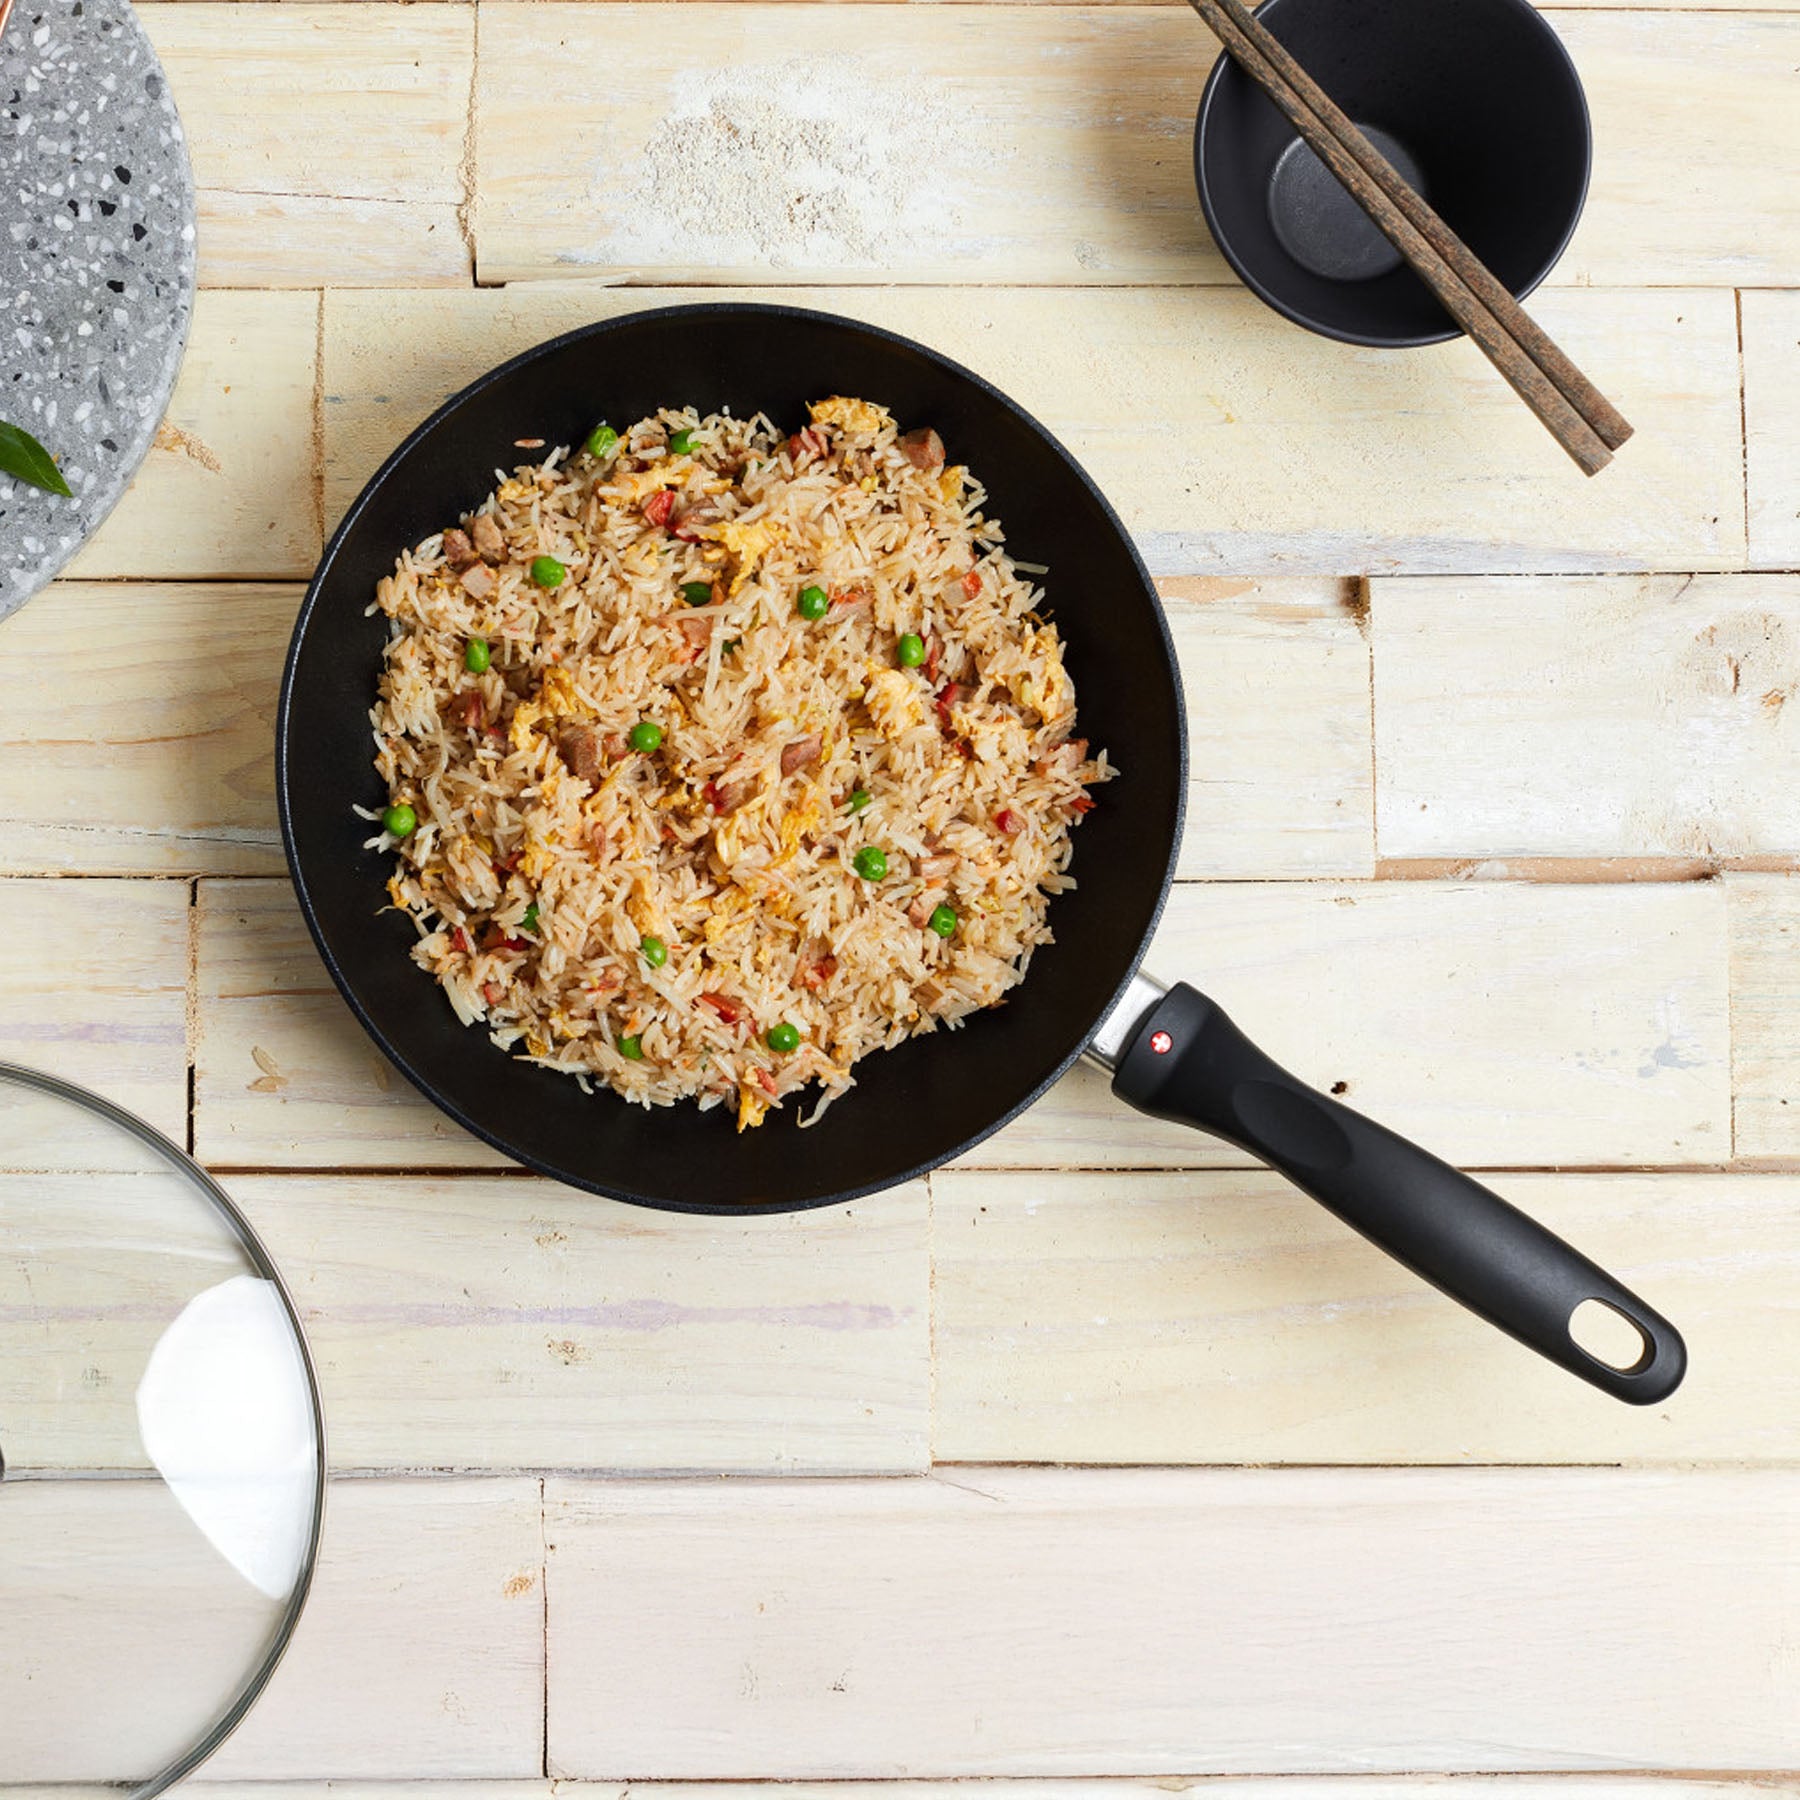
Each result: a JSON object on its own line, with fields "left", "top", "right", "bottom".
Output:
{"left": 629, "top": 720, "right": 665, "bottom": 754}
{"left": 640, "top": 935, "right": 668, "bottom": 968}
{"left": 381, "top": 803, "right": 417, "bottom": 839}
{"left": 618, "top": 1034, "right": 644, "bottom": 1061}
{"left": 669, "top": 428, "right": 697, "bottom": 454}
{"left": 797, "top": 584, "right": 829, "bottom": 621}
{"left": 724, "top": 638, "right": 742, "bottom": 655}
{"left": 464, "top": 636, "right": 491, "bottom": 674}
{"left": 928, "top": 903, "right": 958, "bottom": 938}
{"left": 766, "top": 1021, "right": 800, "bottom": 1055}
{"left": 521, "top": 902, "right": 540, "bottom": 934}
{"left": 530, "top": 555, "right": 566, "bottom": 589}
{"left": 897, "top": 632, "right": 925, "bottom": 667}
{"left": 681, "top": 580, "right": 713, "bottom": 607}
{"left": 586, "top": 423, "right": 619, "bottom": 459}
{"left": 853, "top": 846, "right": 888, "bottom": 882}
{"left": 847, "top": 788, "right": 872, "bottom": 813}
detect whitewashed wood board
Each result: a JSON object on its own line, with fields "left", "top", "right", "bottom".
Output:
{"left": 227, "top": 1173, "right": 931, "bottom": 1474}
{"left": 322, "top": 284, "right": 1745, "bottom": 579}
{"left": 966, "top": 877, "right": 1729, "bottom": 1169}
{"left": 0, "top": 879, "right": 189, "bottom": 1160}
{"left": 543, "top": 1467, "right": 1800, "bottom": 1775}
{"left": 0, "top": 583, "right": 292, "bottom": 876}
{"left": 190, "top": 877, "right": 1727, "bottom": 1172}
{"left": 473, "top": 6, "right": 1800, "bottom": 290}
{"left": 932, "top": 1169, "right": 1800, "bottom": 1464}
{"left": 1743, "top": 289, "right": 1800, "bottom": 571}
{"left": 1729, "top": 873, "right": 1800, "bottom": 1161}
{"left": 1372, "top": 574, "right": 1800, "bottom": 861}
{"left": 141, "top": 4, "right": 474, "bottom": 287}
{"left": 66, "top": 290, "right": 320, "bottom": 582}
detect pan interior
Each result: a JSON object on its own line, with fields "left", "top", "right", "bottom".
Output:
{"left": 281, "top": 305, "right": 1185, "bottom": 1210}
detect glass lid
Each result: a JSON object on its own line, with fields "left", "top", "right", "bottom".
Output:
{"left": 0, "top": 1064, "right": 324, "bottom": 1795}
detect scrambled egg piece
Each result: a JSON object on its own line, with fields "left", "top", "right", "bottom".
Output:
{"left": 716, "top": 516, "right": 782, "bottom": 595}
{"left": 609, "top": 465, "right": 686, "bottom": 505}
{"left": 736, "top": 1088, "right": 769, "bottom": 1132}
{"left": 1006, "top": 630, "right": 1072, "bottom": 723}
{"left": 809, "top": 396, "right": 893, "bottom": 435}
{"left": 508, "top": 700, "right": 543, "bottom": 752}
{"left": 865, "top": 667, "right": 927, "bottom": 739}
{"left": 956, "top": 707, "right": 1032, "bottom": 770}
{"left": 537, "top": 666, "right": 580, "bottom": 717}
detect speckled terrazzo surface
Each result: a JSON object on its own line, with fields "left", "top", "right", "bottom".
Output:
{"left": 1, "top": 0, "right": 196, "bottom": 620}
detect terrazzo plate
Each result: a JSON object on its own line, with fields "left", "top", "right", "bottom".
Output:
{"left": 1, "top": 0, "right": 196, "bottom": 621}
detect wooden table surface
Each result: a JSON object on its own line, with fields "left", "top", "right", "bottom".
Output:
{"left": 4, "top": 0, "right": 1799, "bottom": 1787}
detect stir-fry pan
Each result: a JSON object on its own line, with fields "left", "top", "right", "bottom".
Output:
{"left": 280, "top": 302, "right": 1684, "bottom": 1404}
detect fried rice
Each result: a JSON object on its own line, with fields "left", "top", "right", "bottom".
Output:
{"left": 367, "top": 394, "right": 1110, "bottom": 1130}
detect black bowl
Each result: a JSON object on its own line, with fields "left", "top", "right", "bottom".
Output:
{"left": 1194, "top": 0, "right": 1591, "bottom": 347}
{"left": 278, "top": 304, "right": 1185, "bottom": 1214}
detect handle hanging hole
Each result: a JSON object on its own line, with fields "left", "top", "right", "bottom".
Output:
{"left": 1569, "top": 1298, "right": 1652, "bottom": 1373}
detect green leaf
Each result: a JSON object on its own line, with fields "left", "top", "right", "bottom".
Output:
{"left": 0, "top": 420, "right": 72, "bottom": 497}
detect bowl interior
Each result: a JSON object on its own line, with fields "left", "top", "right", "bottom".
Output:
{"left": 281, "top": 305, "right": 1185, "bottom": 1212}
{"left": 1195, "top": 0, "right": 1590, "bottom": 346}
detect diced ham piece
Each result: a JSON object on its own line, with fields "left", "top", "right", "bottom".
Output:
{"left": 450, "top": 926, "right": 472, "bottom": 955}
{"left": 643, "top": 489, "right": 677, "bottom": 529}
{"left": 830, "top": 586, "right": 871, "bottom": 612}
{"left": 798, "top": 952, "right": 838, "bottom": 991}
{"left": 994, "top": 807, "right": 1024, "bottom": 836}
{"left": 441, "top": 528, "right": 479, "bottom": 571}
{"left": 556, "top": 724, "right": 604, "bottom": 783}
{"left": 604, "top": 732, "right": 629, "bottom": 760}
{"left": 961, "top": 569, "right": 983, "bottom": 599}
{"left": 934, "top": 682, "right": 967, "bottom": 730}
{"left": 787, "top": 426, "right": 828, "bottom": 462}
{"left": 899, "top": 427, "right": 945, "bottom": 472}
{"left": 456, "top": 691, "right": 485, "bottom": 730}
{"left": 673, "top": 613, "right": 713, "bottom": 661}
{"left": 470, "top": 513, "right": 506, "bottom": 562}
{"left": 780, "top": 733, "right": 823, "bottom": 776}
{"left": 480, "top": 925, "right": 526, "bottom": 953}
{"left": 708, "top": 774, "right": 755, "bottom": 814}
{"left": 907, "top": 890, "right": 946, "bottom": 928}
{"left": 916, "top": 852, "right": 958, "bottom": 880}
{"left": 756, "top": 1067, "right": 780, "bottom": 1099}
{"left": 924, "top": 636, "right": 942, "bottom": 683}
{"left": 698, "top": 992, "right": 743, "bottom": 1025}
{"left": 459, "top": 563, "right": 497, "bottom": 600}
{"left": 1070, "top": 795, "right": 1096, "bottom": 815}
{"left": 481, "top": 981, "right": 504, "bottom": 1006}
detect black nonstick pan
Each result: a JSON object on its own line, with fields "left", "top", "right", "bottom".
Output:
{"left": 279, "top": 301, "right": 1685, "bottom": 1405}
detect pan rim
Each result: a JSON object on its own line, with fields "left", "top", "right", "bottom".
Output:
{"left": 277, "top": 298, "right": 1187, "bottom": 1214}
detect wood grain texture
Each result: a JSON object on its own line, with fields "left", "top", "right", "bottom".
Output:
{"left": 544, "top": 1467, "right": 1800, "bottom": 1775}
{"left": 1167, "top": 578, "right": 1372, "bottom": 879}
{"left": 192, "top": 879, "right": 511, "bottom": 1168}
{"left": 1743, "top": 288, "right": 1800, "bottom": 570}
{"left": 323, "top": 285, "right": 1744, "bottom": 578}
{"left": 2, "top": 1479, "right": 541, "bottom": 1781}
{"left": 473, "top": 7, "right": 1800, "bottom": 291}
{"left": 965, "top": 878, "right": 1729, "bottom": 1169}
{"left": 190, "top": 878, "right": 1726, "bottom": 1173}
{"left": 1373, "top": 575, "right": 1800, "bottom": 861}
{"left": 227, "top": 1173, "right": 930, "bottom": 1473}
{"left": 203, "top": 1477, "right": 544, "bottom": 1778}
{"left": 141, "top": 4, "right": 474, "bottom": 287}
{"left": 0, "top": 583, "right": 291, "bottom": 876}
{"left": 1729, "top": 873, "right": 1800, "bottom": 1161}
{"left": 932, "top": 1169, "right": 1800, "bottom": 1464}
{"left": 67, "top": 289, "right": 319, "bottom": 581}
{"left": 0, "top": 879, "right": 189, "bottom": 1159}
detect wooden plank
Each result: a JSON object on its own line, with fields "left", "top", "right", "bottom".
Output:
{"left": 323, "top": 285, "right": 1744, "bottom": 578}
{"left": 224, "top": 1173, "right": 930, "bottom": 1474}
{"left": 544, "top": 1467, "right": 1800, "bottom": 1774}
{"left": 141, "top": 5, "right": 473, "bottom": 287}
{"left": 1744, "top": 288, "right": 1800, "bottom": 570}
{"left": 1373, "top": 574, "right": 1800, "bottom": 862}
{"left": 1167, "top": 578, "right": 1372, "bottom": 879}
{"left": 0, "top": 878, "right": 189, "bottom": 1162}
{"left": 475, "top": 7, "right": 1800, "bottom": 290}
{"left": 0, "top": 1477, "right": 544, "bottom": 1781}
{"left": 68, "top": 289, "right": 319, "bottom": 582}
{"left": 0, "top": 584, "right": 291, "bottom": 877}
{"left": 967, "top": 878, "right": 1729, "bottom": 1169}
{"left": 932, "top": 1170, "right": 1800, "bottom": 1464}
{"left": 193, "top": 879, "right": 510, "bottom": 1169}
{"left": 192, "top": 877, "right": 1727, "bottom": 1173}
{"left": 1729, "top": 873, "right": 1800, "bottom": 1161}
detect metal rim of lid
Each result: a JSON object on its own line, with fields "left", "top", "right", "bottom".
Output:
{"left": 0, "top": 1061, "right": 328, "bottom": 1799}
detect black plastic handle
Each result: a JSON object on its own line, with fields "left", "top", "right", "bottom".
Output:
{"left": 1111, "top": 982, "right": 1686, "bottom": 1404}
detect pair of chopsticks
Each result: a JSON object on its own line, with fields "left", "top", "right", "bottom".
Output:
{"left": 1190, "top": 0, "right": 1631, "bottom": 475}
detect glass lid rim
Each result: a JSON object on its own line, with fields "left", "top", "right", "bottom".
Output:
{"left": 0, "top": 1059, "right": 329, "bottom": 1799}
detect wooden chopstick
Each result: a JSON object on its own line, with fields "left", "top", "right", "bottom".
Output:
{"left": 1190, "top": 0, "right": 1630, "bottom": 475}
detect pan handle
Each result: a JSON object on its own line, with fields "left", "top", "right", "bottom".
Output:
{"left": 1108, "top": 981, "right": 1686, "bottom": 1405}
